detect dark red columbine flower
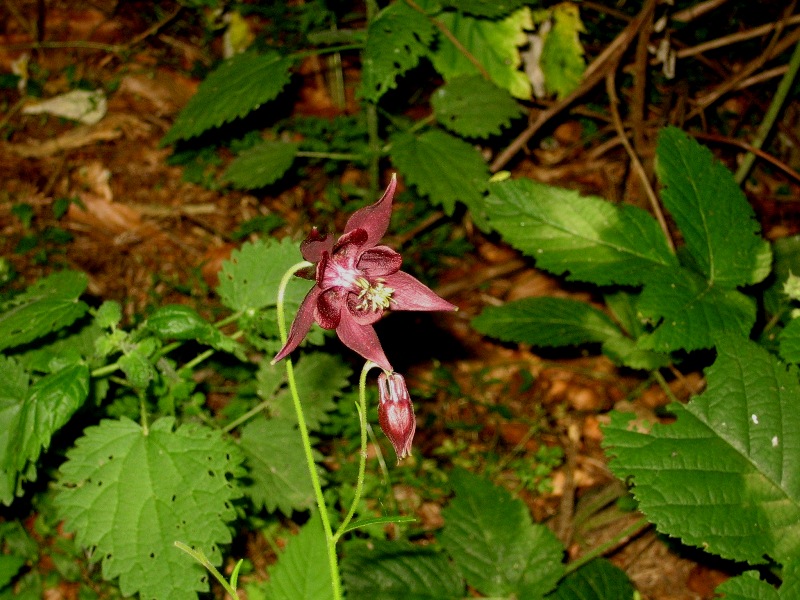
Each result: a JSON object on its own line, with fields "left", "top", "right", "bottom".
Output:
{"left": 377, "top": 371, "right": 415, "bottom": 460}
{"left": 273, "top": 175, "right": 457, "bottom": 371}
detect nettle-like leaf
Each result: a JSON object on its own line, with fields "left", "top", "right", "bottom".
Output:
{"left": 439, "top": 469, "right": 564, "bottom": 598}
{"left": 55, "top": 417, "right": 243, "bottom": 600}
{"left": 253, "top": 515, "right": 333, "bottom": 600}
{"left": 390, "top": 129, "right": 489, "bottom": 215}
{"left": 656, "top": 127, "right": 772, "bottom": 287}
{"left": 0, "top": 270, "right": 88, "bottom": 352}
{"left": 423, "top": 0, "right": 533, "bottom": 99}
{"left": 547, "top": 558, "right": 634, "bottom": 600}
{"left": 217, "top": 238, "right": 313, "bottom": 313}
{"left": 481, "top": 178, "right": 678, "bottom": 285}
{"left": 221, "top": 141, "right": 299, "bottom": 189}
{"left": 239, "top": 416, "right": 319, "bottom": 515}
{"left": 162, "top": 52, "right": 293, "bottom": 144}
{"left": 778, "top": 318, "right": 800, "bottom": 363}
{"left": 361, "top": 1, "right": 435, "bottom": 102}
{"left": 431, "top": 75, "right": 523, "bottom": 138}
{"left": 604, "top": 336, "right": 800, "bottom": 566}
{"left": 540, "top": 3, "right": 586, "bottom": 99}
{"left": 1, "top": 358, "right": 89, "bottom": 505}
{"left": 715, "top": 560, "right": 800, "bottom": 599}
{"left": 147, "top": 304, "right": 244, "bottom": 358}
{"left": 342, "top": 539, "right": 463, "bottom": 600}
{"left": 14, "top": 319, "right": 103, "bottom": 374}
{"left": 438, "top": 0, "right": 527, "bottom": 18}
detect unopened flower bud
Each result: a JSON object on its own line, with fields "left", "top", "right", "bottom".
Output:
{"left": 377, "top": 371, "right": 416, "bottom": 461}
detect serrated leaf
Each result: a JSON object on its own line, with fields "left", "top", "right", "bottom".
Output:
{"left": 216, "top": 238, "right": 313, "bottom": 313}
{"left": 0, "top": 271, "right": 88, "bottom": 352}
{"left": 221, "top": 141, "right": 299, "bottom": 189}
{"left": 118, "top": 348, "right": 156, "bottom": 389}
{"left": 1, "top": 359, "right": 88, "bottom": 505}
{"left": 162, "top": 52, "right": 293, "bottom": 144}
{"left": 257, "top": 515, "right": 333, "bottom": 600}
{"left": 636, "top": 267, "right": 755, "bottom": 352}
{"left": 95, "top": 300, "right": 122, "bottom": 329}
{"left": 439, "top": 469, "right": 564, "bottom": 598}
{"left": 147, "top": 304, "right": 244, "bottom": 358}
{"left": 271, "top": 353, "right": 352, "bottom": 430}
{"left": 361, "top": 1, "right": 435, "bottom": 102}
{"left": 547, "top": 558, "right": 634, "bottom": 600}
{"left": 600, "top": 336, "right": 670, "bottom": 370}
{"left": 55, "top": 418, "right": 242, "bottom": 600}
{"left": 714, "top": 560, "right": 800, "bottom": 599}
{"left": 656, "top": 127, "right": 772, "bottom": 287}
{"left": 342, "top": 539, "right": 463, "bottom": 600}
{"left": 481, "top": 178, "right": 678, "bottom": 285}
{"left": 390, "top": 129, "right": 489, "bottom": 215}
{"left": 439, "top": 0, "right": 527, "bottom": 18}
{"left": 603, "top": 336, "right": 800, "bottom": 565}
{"left": 239, "top": 416, "right": 318, "bottom": 515}
{"left": 14, "top": 319, "right": 103, "bottom": 373}
{"left": 425, "top": 2, "right": 533, "bottom": 99}
{"left": 432, "top": 75, "right": 523, "bottom": 138}
{"left": 472, "top": 297, "right": 621, "bottom": 346}
{"left": 779, "top": 318, "right": 800, "bottom": 363}
{"left": 540, "top": 4, "right": 586, "bottom": 99}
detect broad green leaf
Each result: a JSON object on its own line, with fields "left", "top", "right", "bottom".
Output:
{"left": 271, "top": 353, "right": 352, "bottom": 430}
{"left": 221, "top": 141, "right": 299, "bottom": 189}
{"left": 342, "top": 539, "right": 463, "bottom": 600}
{"left": 547, "top": 558, "right": 634, "bottom": 600}
{"left": 13, "top": 319, "right": 103, "bottom": 373}
{"left": 715, "top": 560, "right": 800, "bottom": 599}
{"left": 540, "top": 4, "right": 586, "bottom": 99}
{"left": 472, "top": 297, "right": 621, "bottom": 346}
{"left": 636, "top": 267, "right": 755, "bottom": 352}
{"left": 0, "top": 554, "right": 26, "bottom": 588}
{"left": 432, "top": 75, "right": 523, "bottom": 138}
{"left": 94, "top": 300, "right": 122, "bottom": 329}
{"left": 118, "top": 347, "right": 156, "bottom": 389}
{"left": 439, "top": 0, "right": 527, "bottom": 18}
{"left": 361, "top": 1, "right": 435, "bottom": 102}
{"left": 656, "top": 127, "right": 772, "bottom": 287}
{"left": 0, "top": 271, "right": 88, "bottom": 352}
{"left": 439, "top": 469, "right": 564, "bottom": 598}
{"left": 481, "top": 178, "right": 678, "bottom": 285}
{"left": 147, "top": 304, "right": 244, "bottom": 357}
{"left": 390, "top": 129, "right": 489, "bottom": 215}
{"left": 424, "top": 1, "right": 533, "bottom": 99}
{"left": 604, "top": 337, "right": 800, "bottom": 565}
{"left": 239, "top": 416, "right": 318, "bottom": 515}
{"left": 779, "top": 317, "right": 800, "bottom": 363}
{"left": 0, "top": 359, "right": 88, "bottom": 505}
{"left": 216, "top": 238, "right": 313, "bottom": 313}
{"left": 600, "top": 336, "right": 670, "bottom": 371}
{"left": 162, "top": 52, "right": 293, "bottom": 144}
{"left": 55, "top": 417, "right": 242, "bottom": 600}
{"left": 256, "top": 515, "right": 333, "bottom": 600}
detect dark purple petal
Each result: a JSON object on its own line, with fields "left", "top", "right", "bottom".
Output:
{"left": 332, "top": 228, "right": 368, "bottom": 262}
{"left": 383, "top": 270, "right": 458, "bottom": 312}
{"left": 343, "top": 175, "right": 397, "bottom": 248}
{"left": 357, "top": 246, "right": 402, "bottom": 277}
{"left": 316, "top": 288, "right": 344, "bottom": 329}
{"left": 301, "top": 227, "right": 334, "bottom": 263}
{"left": 273, "top": 286, "right": 323, "bottom": 364}
{"left": 346, "top": 293, "right": 385, "bottom": 325}
{"left": 335, "top": 308, "right": 392, "bottom": 371}
{"left": 378, "top": 371, "right": 415, "bottom": 460}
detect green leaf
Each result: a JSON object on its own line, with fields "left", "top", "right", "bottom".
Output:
{"left": 636, "top": 267, "right": 755, "bottom": 352}
{"left": 271, "top": 353, "right": 352, "bottom": 430}
{"left": 147, "top": 304, "right": 244, "bottom": 357}
{"left": 481, "top": 178, "right": 678, "bottom": 285}
{"left": 0, "top": 554, "right": 26, "bottom": 588}
{"left": 764, "top": 236, "right": 800, "bottom": 316}
{"left": 547, "top": 559, "right": 634, "bottom": 600}
{"left": 0, "top": 271, "right": 88, "bottom": 352}
{"left": 600, "top": 336, "right": 670, "bottom": 371}
{"left": 256, "top": 514, "right": 333, "bottom": 600}
{"left": 656, "top": 127, "right": 772, "bottom": 287}
{"left": 604, "top": 336, "right": 800, "bottom": 565}
{"left": 390, "top": 129, "right": 489, "bottom": 215}
{"left": 361, "top": 1, "right": 436, "bottom": 102}
{"left": 118, "top": 348, "right": 156, "bottom": 389}
{"left": 472, "top": 297, "right": 621, "bottom": 346}
{"left": 540, "top": 4, "right": 586, "bottom": 99}
{"left": 432, "top": 75, "right": 523, "bottom": 138}
{"left": 425, "top": 2, "right": 533, "bottom": 99}
{"left": 239, "top": 416, "right": 318, "bottom": 515}
{"left": 342, "top": 539, "right": 463, "bottom": 600}
{"left": 438, "top": 0, "right": 527, "bottom": 18}
{"left": 162, "top": 52, "right": 293, "bottom": 144}
{"left": 779, "top": 318, "right": 800, "bottom": 363}
{"left": 94, "top": 300, "right": 122, "bottom": 329}
{"left": 714, "top": 560, "right": 800, "bottom": 599}
{"left": 55, "top": 417, "right": 242, "bottom": 600}
{"left": 0, "top": 359, "right": 89, "bottom": 505}
{"left": 221, "top": 141, "right": 299, "bottom": 189}
{"left": 216, "top": 238, "right": 313, "bottom": 313}
{"left": 439, "top": 469, "right": 564, "bottom": 598}
{"left": 13, "top": 319, "right": 103, "bottom": 373}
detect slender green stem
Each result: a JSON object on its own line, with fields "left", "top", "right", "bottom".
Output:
{"left": 174, "top": 542, "right": 239, "bottom": 598}
{"left": 563, "top": 516, "right": 650, "bottom": 575}
{"left": 275, "top": 261, "right": 342, "bottom": 600}
{"left": 653, "top": 370, "right": 679, "bottom": 404}
{"left": 222, "top": 398, "right": 271, "bottom": 434}
{"left": 334, "top": 361, "right": 378, "bottom": 543}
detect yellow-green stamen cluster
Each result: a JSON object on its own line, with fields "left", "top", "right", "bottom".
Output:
{"left": 354, "top": 277, "right": 394, "bottom": 312}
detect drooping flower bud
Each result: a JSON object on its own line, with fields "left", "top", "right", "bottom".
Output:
{"left": 377, "top": 371, "right": 416, "bottom": 461}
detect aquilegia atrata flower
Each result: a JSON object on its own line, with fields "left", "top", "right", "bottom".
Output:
{"left": 273, "top": 175, "right": 457, "bottom": 371}
{"left": 377, "top": 371, "right": 415, "bottom": 460}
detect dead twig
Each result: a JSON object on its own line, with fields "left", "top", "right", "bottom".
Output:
{"left": 672, "top": 0, "right": 732, "bottom": 23}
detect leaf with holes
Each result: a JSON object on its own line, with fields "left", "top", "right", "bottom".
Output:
{"left": 432, "top": 76, "right": 523, "bottom": 138}
{"left": 54, "top": 417, "right": 243, "bottom": 600}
